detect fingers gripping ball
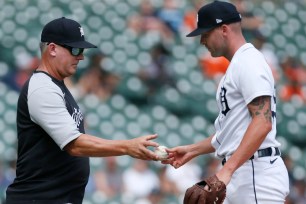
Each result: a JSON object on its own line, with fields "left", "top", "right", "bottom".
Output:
{"left": 154, "top": 146, "right": 168, "bottom": 161}
{"left": 183, "top": 175, "right": 226, "bottom": 204}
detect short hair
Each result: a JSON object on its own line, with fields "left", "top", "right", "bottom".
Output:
{"left": 39, "top": 42, "right": 48, "bottom": 54}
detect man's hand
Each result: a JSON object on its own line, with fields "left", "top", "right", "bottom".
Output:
{"left": 161, "top": 145, "right": 195, "bottom": 168}
{"left": 126, "top": 134, "right": 159, "bottom": 160}
{"left": 215, "top": 167, "right": 232, "bottom": 186}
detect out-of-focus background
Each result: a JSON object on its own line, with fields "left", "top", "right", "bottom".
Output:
{"left": 0, "top": 0, "right": 305, "bottom": 203}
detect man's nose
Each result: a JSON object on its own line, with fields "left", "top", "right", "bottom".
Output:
{"left": 76, "top": 54, "right": 84, "bottom": 60}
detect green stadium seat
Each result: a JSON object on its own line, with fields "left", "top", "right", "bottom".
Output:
{"left": 126, "top": 121, "right": 142, "bottom": 137}
{"left": 261, "top": 1, "right": 276, "bottom": 15}
{"left": 136, "top": 112, "right": 153, "bottom": 130}
{"left": 164, "top": 114, "right": 180, "bottom": 130}
{"left": 115, "top": 75, "right": 148, "bottom": 103}
{"left": 83, "top": 94, "right": 100, "bottom": 109}
{"left": 111, "top": 113, "right": 127, "bottom": 129}
{"left": 152, "top": 87, "right": 191, "bottom": 116}
{"left": 85, "top": 111, "right": 100, "bottom": 129}
{"left": 96, "top": 103, "right": 112, "bottom": 120}
{"left": 284, "top": 2, "right": 298, "bottom": 16}
{"left": 0, "top": 62, "right": 9, "bottom": 78}
{"left": 165, "top": 132, "right": 182, "bottom": 147}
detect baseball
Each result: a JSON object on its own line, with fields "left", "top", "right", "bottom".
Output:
{"left": 154, "top": 146, "right": 168, "bottom": 161}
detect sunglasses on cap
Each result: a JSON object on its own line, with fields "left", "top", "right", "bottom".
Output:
{"left": 47, "top": 43, "right": 84, "bottom": 56}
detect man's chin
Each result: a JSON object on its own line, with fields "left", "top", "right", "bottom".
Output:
{"left": 72, "top": 64, "right": 78, "bottom": 70}
{"left": 68, "top": 66, "right": 78, "bottom": 75}
{"left": 210, "top": 52, "right": 221, "bottom": 58}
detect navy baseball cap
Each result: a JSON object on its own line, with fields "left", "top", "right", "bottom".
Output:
{"left": 41, "top": 17, "right": 97, "bottom": 48}
{"left": 186, "top": 1, "right": 242, "bottom": 37}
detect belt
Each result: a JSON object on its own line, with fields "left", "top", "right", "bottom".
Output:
{"left": 222, "top": 147, "right": 280, "bottom": 166}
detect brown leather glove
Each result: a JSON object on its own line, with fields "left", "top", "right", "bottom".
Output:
{"left": 183, "top": 175, "right": 226, "bottom": 204}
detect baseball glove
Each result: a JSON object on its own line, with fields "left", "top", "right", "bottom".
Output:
{"left": 183, "top": 175, "right": 226, "bottom": 204}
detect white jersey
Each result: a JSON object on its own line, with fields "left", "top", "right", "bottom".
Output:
{"left": 211, "top": 43, "right": 280, "bottom": 158}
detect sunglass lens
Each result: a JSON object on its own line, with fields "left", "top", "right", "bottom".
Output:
{"left": 71, "top": 48, "right": 84, "bottom": 56}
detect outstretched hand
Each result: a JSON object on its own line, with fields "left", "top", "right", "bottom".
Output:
{"left": 161, "top": 145, "right": 195, "bottom": 168}
{"left": 127, "top": 134, "right": 159, "bottom": 161}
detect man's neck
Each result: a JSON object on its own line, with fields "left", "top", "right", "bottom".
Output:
{"left": 37, "top": 60, "right": 63, "bottom": 81}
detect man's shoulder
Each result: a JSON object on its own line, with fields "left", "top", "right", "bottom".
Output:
{"left": 28, "top": 72, "right": 62, "bottom": 95}
{"left": 239, "top": 43, "right": 261, "bottom": 56}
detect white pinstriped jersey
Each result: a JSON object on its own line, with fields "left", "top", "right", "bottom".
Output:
{"left": 211, "top": 43, "right": 280, "bottom": 158}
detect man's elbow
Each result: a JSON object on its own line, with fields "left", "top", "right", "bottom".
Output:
{"left": 64, "top": 140, "right": 83, "bottom": 157}
{"left": 262, "top": 121, "right": 272, "bottom": 135}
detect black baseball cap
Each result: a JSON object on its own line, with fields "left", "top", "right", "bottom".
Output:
{"left": 41, "top": 17, "right": 97, "bottom": 48}
{"left": 186, "top": 1, "right": 241, "bottom": 37}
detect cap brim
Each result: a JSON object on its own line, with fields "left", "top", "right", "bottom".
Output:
{"left": 186, "top": 27, "right": 214, "bottom": 37}
{"left": 64, "top": 41, "right": 97, "bottom": 48}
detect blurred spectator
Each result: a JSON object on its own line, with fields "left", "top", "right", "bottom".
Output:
{"left": 138, "top": 43, "right": 176, "bottom": 96}
{"left": 156, "top": 0, "right": 183, "bottom": 34}
{"left": 183, "top": 0, "right": 229, "bottom": 81}
{"left": 145, "top": 188, "right": 164, "bottom": 204}
{"left": 288, "top": 179, "right": 306, "bottom": 204}
{"left": 127, "top": 0, "right": 174, "bottom": 42}
{"left": 157, "top": 166, "right": 180, "bottom": 196}
{"left": 2, "top": 52, "right": 39, "bottom": 91}
{"left": 4, "top": 159, "right": 16, "bottom": 186}
{"left": 0, "top": 159, "right": 16, "bottom": 204}
{"left": 93, "top": 157, "right": 123, "bottom": 198}
{"left": 84, "top": 173, "right": 96, "bottom": 196}
{"left": 279, "top": 57, "right": 306, "bottom": 102}
{"left": 134, "top": 188, "right": 165, "bottom": 204}
{"left": 199, "top": 51, "right": 229, "bottom": 81}
{"left": 283, "top": 154, "right": 299, "bottom": 204}
{"left": 201, "top": 156, "right": 221, "bottom": 178}
{"left": 232, "top": 0, "right": 263, "bottom": 41}
{"left": 74, "top": 51, "right": 120, "bottom": 100}
{"left": 283, "top": 154, "right": 296, "bottom": 188}
{"left": 252, "top": 30, "right": 281, "bottom": 82}
{"left": 285, "top": 197, "right": 295, "bottom": 204}
{"left": 183, "top": 0, "right": 203, "bottom": 34}
{"left": 122, "top": 160, "right": 160, "bottom": 200}
{"left": 164, "top": 160, "right": 202, "bottom": 196}
{"left": 0, "top": 160, "right": 12, "bottom": 193}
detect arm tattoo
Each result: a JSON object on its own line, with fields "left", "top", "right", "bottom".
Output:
{"left": 248, "top": 96, "right": 272, "bottom": 123}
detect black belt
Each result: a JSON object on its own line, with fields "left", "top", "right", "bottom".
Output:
{"left": 222, "top": 147, "right": 280, "bottom": 165}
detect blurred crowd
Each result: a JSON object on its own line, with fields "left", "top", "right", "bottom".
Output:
{"left": 2, "top": 0, "right": 305, "bottom": 104}
{"left": 0, "top": 0, "right": 306, "bottom": 203}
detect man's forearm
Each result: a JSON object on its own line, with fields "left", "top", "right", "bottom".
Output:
{"left": 189, "top": 134, "right": 216, "bottom": 157}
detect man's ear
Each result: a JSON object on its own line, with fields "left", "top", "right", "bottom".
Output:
{"left": 221, "top": 24, "right": 228, "bottom": 34}
{"left": 48, "top": 43, "right": 57, "bottom": 57}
